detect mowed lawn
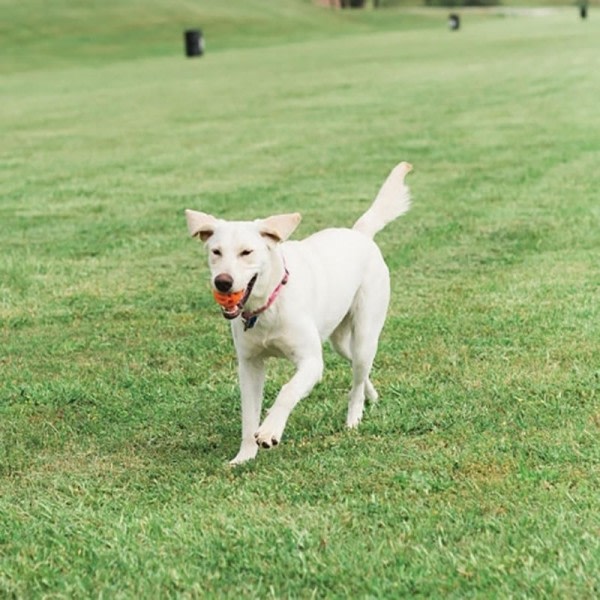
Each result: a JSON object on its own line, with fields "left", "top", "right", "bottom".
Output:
{"left": 1, "top": 1, "right": 599, "bottom": 597}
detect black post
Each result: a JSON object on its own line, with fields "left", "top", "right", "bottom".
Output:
{"left": 184, "top": 29, "right": 204, "bottom": 57}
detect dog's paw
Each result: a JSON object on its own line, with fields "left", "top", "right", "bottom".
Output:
{"left": 346, "top": 412, "right": 362, "bottom": 429}
{"left": 346, "top": 393, "right": 365, "bottom": 429}
{"left": 254, "top": 406, "right": 288, "bottom": 449}
{"left": 229, "top": 442, "right": 258, "bottom": 465}
{"left": 254, "top": 411, "right": 286, "bottom": 449}
{"left": 365, "top": 379, "right": 379, "bottom": 403}
{"left": 254, "top": 429, "right": 280, "bottom": 449}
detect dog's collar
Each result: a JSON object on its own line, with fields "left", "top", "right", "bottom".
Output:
{"left": 241, "top": 262, "right": 289, "bottom": 331}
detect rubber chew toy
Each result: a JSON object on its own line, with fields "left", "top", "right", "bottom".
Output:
{"left": 213, "top": 289, "right": 244, "bottom": 312}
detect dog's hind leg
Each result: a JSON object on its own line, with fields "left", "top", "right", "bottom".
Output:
{"left": 330, "top": 315, "right": 353, "bottom": 361}
{"left": 346, "top": 336, "right": 378, "bottom": 428}
{"left": 346, "top": 278, "right": 389, "bottom": 428}
{"left": 331, "top": 314, "right": 380, "bottom": 408}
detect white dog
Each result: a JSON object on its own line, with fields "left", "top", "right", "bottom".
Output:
{"left": 185, "top": 162, "right": 412, "bottom": 464}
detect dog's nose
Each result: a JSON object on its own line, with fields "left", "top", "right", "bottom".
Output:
{"left": 214, "top": 273, "right": 234, "bottom": 293}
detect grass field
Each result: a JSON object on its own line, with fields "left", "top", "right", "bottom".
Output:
{"left": 1, "top": 0, "right": 599, "bottom": 597}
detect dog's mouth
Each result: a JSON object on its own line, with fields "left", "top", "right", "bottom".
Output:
{"left": 213, "top": 274, "right": 258, "bottom": 320}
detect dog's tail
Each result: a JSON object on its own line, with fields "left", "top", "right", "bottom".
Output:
{"left": 352, "top": 161, "right": 412, "bottom": 239}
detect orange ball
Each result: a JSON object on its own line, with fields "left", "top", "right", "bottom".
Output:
{"left": 213, "top": 289, "right": 244, "bottom": 311}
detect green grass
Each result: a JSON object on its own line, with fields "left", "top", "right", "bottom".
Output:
{"left": 1, "top": 0, "right": 599, "bottom": 597}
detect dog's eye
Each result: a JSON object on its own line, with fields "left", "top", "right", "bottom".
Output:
{"left": 240, "top": 249, "right": 253, "bottom": 257}
{"left": 212, "top": 249, "right": 222, "bottom": 257}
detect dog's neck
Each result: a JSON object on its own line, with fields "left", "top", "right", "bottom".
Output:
{"left": 244, "top": 246, "right": 287, "bottom": 314}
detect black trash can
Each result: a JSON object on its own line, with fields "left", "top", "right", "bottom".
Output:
{"left": 184, "top": 29, "right": 204, "bottom": 57}
{"left": 448, "top": 14, "right": 460, "bottom": 31}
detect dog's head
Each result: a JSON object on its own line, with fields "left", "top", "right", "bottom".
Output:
{"left": 185, "top": 210, "right": 301, "bottom": 319}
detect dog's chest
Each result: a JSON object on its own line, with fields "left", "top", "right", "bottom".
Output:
{"left": 233, "top": 317, "right": 300, "bottom": 360}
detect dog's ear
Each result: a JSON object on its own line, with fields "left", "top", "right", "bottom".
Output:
{"left": 258, "top": 213, "right": 301, "bottom": 243}
{"left": 185, "top": 209, "right": 219, "bottom": 242}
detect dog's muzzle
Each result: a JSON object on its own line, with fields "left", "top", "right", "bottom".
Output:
{"left": 213, "top": 274, "right": 258, "bottom": 320}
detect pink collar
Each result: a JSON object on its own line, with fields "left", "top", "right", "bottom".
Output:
{"left": 241, "top": 263, "right": 289, "bottom": 331}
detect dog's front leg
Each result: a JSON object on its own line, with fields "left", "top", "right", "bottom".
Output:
{"left": 230, "top": 356, "right": 265, "bottom": 465}
{"left": 255, "top": 353, "right": 323, "bottom": 450}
